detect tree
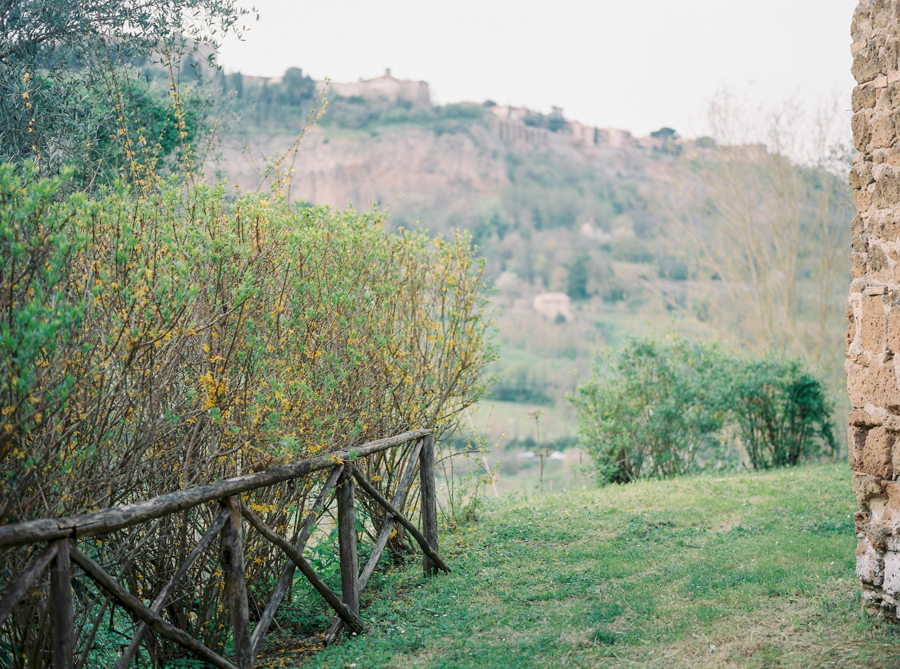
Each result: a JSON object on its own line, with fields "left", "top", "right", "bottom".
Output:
{"left": 282, "top": 67, "right": 316, "bottom": 107}
{"left": 570, "top": 336, "right": 836, "bottom": 483}
{"left": 231, "top": 70, "right": 245, "bottom": 99}
{"left": 661, "top": 92, "right": 852, "bottom": 388}
{"left": 650, "top": 127, "right": 678, "bottom": 141}
{"left": 567, "top": 253, "right": 589, "bottom": 300}
{"left": 0, "top": 0, "right": 247, "bottom": 186}
{"left": 730, "top": 358, "right": 836, "bottom": 468}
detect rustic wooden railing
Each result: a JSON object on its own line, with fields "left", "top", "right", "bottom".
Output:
{"left": 0, "top": 430, "right": 448, "bottom": 669}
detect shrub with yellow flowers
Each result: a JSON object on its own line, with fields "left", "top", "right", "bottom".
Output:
{"left": 0, "top": 163, "right": 496, "bottom": 662}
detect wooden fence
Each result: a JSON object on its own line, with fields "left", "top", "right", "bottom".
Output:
{"left": 0, "top": 429, "right": 448, "bottom": 668}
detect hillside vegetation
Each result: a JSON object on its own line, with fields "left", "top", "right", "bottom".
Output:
{"left": 210, "top": 84, "right": 852, "bottom": 459}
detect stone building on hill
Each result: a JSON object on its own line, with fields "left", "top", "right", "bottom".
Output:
{"left": 533, "top": 293, "right": 573, "bottom": 322}
{"left": 488, "top": 105, "right": 530, "bottom": 123}
{"left": 487, "top": 104, "right": 632, "bottom": 149}
{"left": 315, "top": 68, "right": 430, "bottom": 104}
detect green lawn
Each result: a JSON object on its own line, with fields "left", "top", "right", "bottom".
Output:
{"left": 266, "top": 464, "right": 900, "bottom": 668}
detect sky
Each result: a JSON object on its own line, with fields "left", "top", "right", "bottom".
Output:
{"left": 217, "top": 0, "right": 858, "bottom": 138}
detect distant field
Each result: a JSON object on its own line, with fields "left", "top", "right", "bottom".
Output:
{"left": 480, "top": 297, "right": 735, "bottom": 437}
{"left": 265, "top": 464, "right": 900, "bottom": 669}
{"left": 466, "top": 295, "right": 737, "bottom": 485}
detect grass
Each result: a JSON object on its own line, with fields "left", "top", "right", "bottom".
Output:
{"left": 263, "top": 463, "right": 900, "bottom": 668}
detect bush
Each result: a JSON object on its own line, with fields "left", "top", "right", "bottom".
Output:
{"left": 569, "top": 337, "right": 835, "bottom": 483}
{"left": 607, "top": 236, "right": 654, "bottom": 264}
{"left": 569, "top": 338, "right": 726, "bottom": 483}
{"left": 730, "top": 358, "right": 837, "bottom": 468}
{"left": 0, "top": 164, "right": 496, "bottom": 659}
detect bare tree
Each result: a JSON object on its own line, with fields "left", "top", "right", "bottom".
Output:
{"left": 664, "top": 91, "right": 852, "bottom": 383}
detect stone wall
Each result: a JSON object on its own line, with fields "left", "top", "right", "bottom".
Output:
{"left": 849, "top": 0, "right": 900, "bottom": 620}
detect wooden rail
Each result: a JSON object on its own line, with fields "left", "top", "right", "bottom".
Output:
{"left": 0, "top": 430, "right": 447, "bottom": 668}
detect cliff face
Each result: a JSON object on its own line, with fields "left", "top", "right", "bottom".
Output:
{"left": 209, "top": 118, "right": 654, "bottom": 237}
{"left": 210, "top": 117, "right": 706, "bottom": 314}
{"left": 215, "top": 124, "right": 511, "bottom": 214}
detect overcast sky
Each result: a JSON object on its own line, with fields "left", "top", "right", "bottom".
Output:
{"left": 218, "top": 0, "right": 858, "bottom": 138}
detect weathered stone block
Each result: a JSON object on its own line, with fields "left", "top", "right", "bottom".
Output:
{"left": 852, "top": 165, "right": 876, "bottom": 193}
{"left": 863, "top": 162, "right": 876, "bottom": 189}
{"left": 879, "top": 39, "right": 900, "bottom": 75}
{"left": 850, "top": 425, "right": 869, "bottom": 471}
{"left": 874, "top": 210, "right": 900, "bottom": 239}
{"left": 863, "top": 294, "right": 888, "bottom": 352}
{"left": 855, "top": 111, "right": 874, "bottom": 151}
{"left": 877, "top": 360, "right": 900, "bottom": 411}
{"left": 859, "top": 535, "right": 885, "bottom": 586}
{"left": 875, "top": 171, "right": 900, "bottom": 207}
{"left": 870, "top": 427, "right": 895, "bottom": 478}
{"left": 847, "top": 357, "right": 900, "bottom": 411}
{"left": 885, "top": 552, "right": 900, "bottom": 595}
{"left": 888, "top": 80, "right": 900, "bottom": 108}
{"left": 856, "top": 84, "right": 879, "bottom": 112}
{"left": 856, "top": 52, "right": 881, "bottom": 85}
{"left": 858, "top": 189, "right": 874, "bottom": 213}
{"left": 869, "top": 245, "right": 892, "bottom": 282}
{"left": 853, "top": 6, "right": 872, "bottom": 43}
{"left": 873, "top": 114, "right": 899, "bottom": 148}
{"left": 874, "top": 0, "right": 895, "bottom": 30}
{"left": 854, "top": 472, "right": 884, "bottom": 510}
{"left": 887, "top": 308, "right": 900, "bottom": 354}
{"left": 854, "top": 252, "right": 868, "bottom": 279}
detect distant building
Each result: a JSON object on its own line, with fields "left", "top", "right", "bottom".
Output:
{"left": 568, "top": 120, "right": 596, "bottom": 146}
{"left": 315, "top": 68, "right": 430, "bottom": 104}
{"left": 596, "top": 128, "right": 633, "bottom": 148}
{"left": 489, "top": 104, "right": 635, "bottom": 149}
{"left": 488, "top": 105, "right": 530, "bottom": 122}
{"left": 533, "top": 292, "right": 573, "bottom": 321}
{"left": 303, "top": 70, "right": 646, "bottom": 150}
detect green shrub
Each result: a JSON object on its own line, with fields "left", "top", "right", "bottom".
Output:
{"left": 569, "top": 336, "right": 836, "bottom": 483}
{"left": 569, "top": 337, "right": 726, "bottom": 483}
{"left": 0, "top": 164, "right": 496, "bottom": 658}
{"left": 607, "top": 235, "right": 654, "bottom": 264}
{"left": 730, "top": 358, "right": 837, "bottom": 468}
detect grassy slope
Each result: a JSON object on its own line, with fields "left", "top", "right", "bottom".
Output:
{"left": 280, "top": 463, "right": 900, "bottom": 669}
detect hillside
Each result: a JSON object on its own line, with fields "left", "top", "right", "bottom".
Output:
{"left": 256, "top": 464, "right": 899, "bottom": 669}
{"left": 209, "top": 78, "right": 853, "bottom": 456}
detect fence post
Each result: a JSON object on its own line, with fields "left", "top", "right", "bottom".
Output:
{"left": 337, "top": 465, "right": 359, "bottom": 617}
{"left": 419, "top": 434, "right": 440, "bottom": 577}
{"left": 50, "top": 539, "right": 74, "bottom": 669}
{"left": 220, "top": 496, "right": 252, "bottom": 668}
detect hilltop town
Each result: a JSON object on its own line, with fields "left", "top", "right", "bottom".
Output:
{"left": 225, "top": 67, "right": 685, "bottom": 153}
